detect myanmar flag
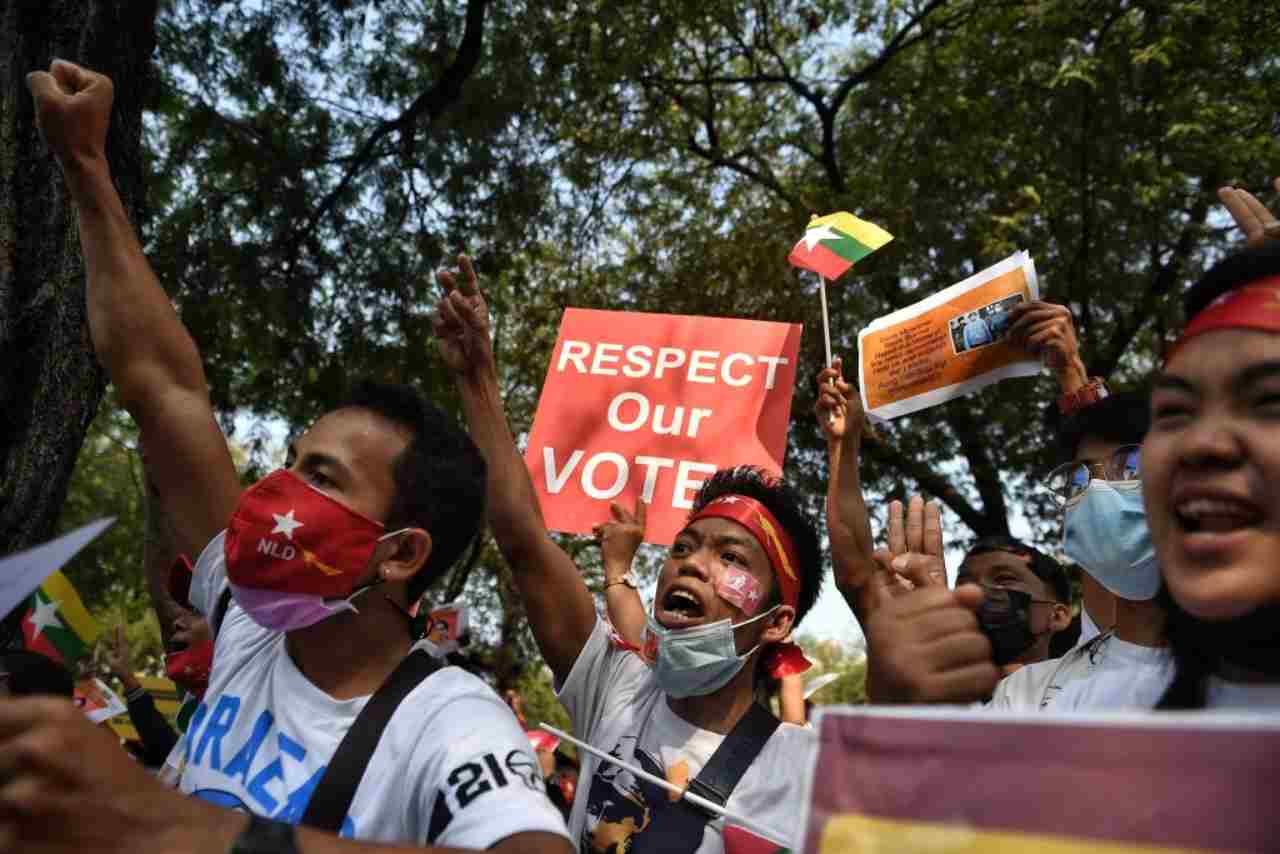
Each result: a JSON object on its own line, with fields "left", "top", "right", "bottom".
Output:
{"left": 788, "top": 212, "right": 893, "bottom": 280}
{"left": 20, "top": 570, "right": 101, "bottom": 665}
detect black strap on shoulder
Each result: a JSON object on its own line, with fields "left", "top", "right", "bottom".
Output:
{"left": 212, "top": 588, "right": 233, "bottom": 634}
{"left": 300, "top": 649, "right": 442, "bottom": 833}
{"left": 630, "top": 702, "right": 782, "bottom": 854}
{"left": 686, "top": 701, "right": 781, "bottom": 809}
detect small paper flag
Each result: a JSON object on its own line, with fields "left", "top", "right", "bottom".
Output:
{"left": 788, "top": 212, "right": 893, "bottom": 280}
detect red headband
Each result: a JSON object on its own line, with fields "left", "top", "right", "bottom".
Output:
{"left": 690, "top": 495, "right": 801, "bottom": 611}
{"left": 1168, "top": 275, "right": 1280, "bottom": 362}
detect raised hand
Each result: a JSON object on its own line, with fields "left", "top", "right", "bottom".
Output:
{"left": 862, "top": 562, "right": 999, "bottom": 704}
{"left": 1218, "top": 180, "right": 1280, "bottom": 247}
{"left": 26, "top": 59, "right": 113, "bottom": 170}
{"left": 814, "top": 357, "right": 862, "bottom": 442}
{"left": 876, "top": 496, "right": 946, "bottom": 591}
{"left": 1006, "top": 300, "right": 1088, "bottom": 390}
{"left": 103, "top": 624, "right": 132, "bottom": 679}
{"left": 431, "top": 254, "right": 493, "bottom": 377}
{"left": 593, "top": 496, "right": 647, "bottom": 578}
{"left": 102, "top": 624, "right": 141, "bottom": 693}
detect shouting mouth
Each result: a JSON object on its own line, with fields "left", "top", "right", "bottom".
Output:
{"left": 656, "top": 585, "right": 706, "bottom": 627}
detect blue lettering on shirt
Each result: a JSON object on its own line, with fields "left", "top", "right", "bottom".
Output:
{"left": 181, "top": 692, "right": 357, "bottom": 838}
{"left": 193, "top": 695, "right": 240, "bottom": 771}
{"left": 224, "top": 710, "right": 274, "bottom": 785}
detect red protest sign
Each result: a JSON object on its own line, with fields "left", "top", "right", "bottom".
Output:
{"left": 525, "top": 308, "right": 802, "bottom": 545}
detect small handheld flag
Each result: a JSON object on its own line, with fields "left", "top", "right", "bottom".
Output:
{"left": 21, "top": 569, "right": 101, "bottom": 665}
{"left": 788, "top": 212, "right": 894, "bottom": 419}
{"left": 788, "top": 212, "right": 893, "bottom": 281}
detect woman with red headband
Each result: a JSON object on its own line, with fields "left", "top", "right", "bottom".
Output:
{"left": 1143, "top": 239, "right": 1280, "bottom": 709}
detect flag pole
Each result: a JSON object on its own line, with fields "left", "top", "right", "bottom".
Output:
{"left": 818, "top": 274, "right": 833, "bottom": 367}
{"left": 539, "top": 723, "right": 790, "bottom": 848}
{"left": 819, "top": 274, "right": 837, "bottom": 425}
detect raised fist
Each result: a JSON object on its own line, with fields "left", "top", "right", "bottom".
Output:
{"left": 26, "top": 59, "right": 113, "bottom": 170}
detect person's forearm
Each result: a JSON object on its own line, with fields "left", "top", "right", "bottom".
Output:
{"left": 1054, "top": 355, "right": 1089, "bottom": 396}
{"left": 143, "top": 478, "right": 184, "bottom": 647}
{"left": 779, "top": 674, "right": 806, "bottom": 725}
{"left": 827, "top": 430, "right": 882, "bottom": 620}
{"left": 453, "top": 364, "right": 597, "bottom": 680}
{"left": 456, "top": 369, "right": 551, "bottom": 554}
{"left": 63, "top": 162, "right": 207, "bottom": 407}
{"left": 604, "top": 584, "right": 646, "bottom": 648}
{"left": 126, "top": 690, "right": 179, "bottom": 764}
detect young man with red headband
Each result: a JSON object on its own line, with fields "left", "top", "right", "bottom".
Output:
{"left": 434, "top": 266, "right": 825, "bottom": 854}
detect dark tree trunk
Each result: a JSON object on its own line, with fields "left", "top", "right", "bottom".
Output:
{"left": 0, "top": 2, "right": 157, "bottom": 557}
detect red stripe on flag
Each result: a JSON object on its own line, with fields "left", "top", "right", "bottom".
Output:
{"left": 788, "top": 240, "right": 853, "bottom": 280}
{"left": 20, "top": 613, "right": 65, "bottom": 664}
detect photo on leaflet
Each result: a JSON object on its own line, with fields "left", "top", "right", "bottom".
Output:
{"left": 948, "top": 293, "right": 1025, "bottom": 356}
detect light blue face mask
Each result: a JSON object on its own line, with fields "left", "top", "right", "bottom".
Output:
{"left": 1062, "top": 480, "right": 1160, "bottom": 601}
{"left": 645, "top": 606, "right": 778, "bottom": 699}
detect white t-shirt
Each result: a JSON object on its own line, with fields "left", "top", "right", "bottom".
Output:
{"left": 557, "top": 617, "right": 813, "bottom": 854}
{"left": 1050, "top": 667, "right": 1280, "bottom": 713}
{"left": 987, "top": 632, "right": 1174, "bottom": 712}
{"left": 178, "top": 532, "right": 570, "bottom": 847}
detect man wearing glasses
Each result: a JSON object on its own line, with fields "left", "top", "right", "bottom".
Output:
{"left": 987, "top": 391, "right": 1172, "bottom": 710}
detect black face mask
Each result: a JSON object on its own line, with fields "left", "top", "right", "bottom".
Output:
{"left": 976, "top": 586, "right": 1038, "bottom": 666}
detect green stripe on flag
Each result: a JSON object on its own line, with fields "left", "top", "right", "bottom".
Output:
{"left": 820, "top": 228, "right": 879, "bottom": 264}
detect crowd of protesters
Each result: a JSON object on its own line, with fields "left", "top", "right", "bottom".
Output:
{"left": 0, "top": 57, "right": 1276, "bottom": 853}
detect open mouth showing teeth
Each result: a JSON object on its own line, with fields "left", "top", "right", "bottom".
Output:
{"left": 1175, "top": 498, "right": 1262, "bottom": 533}
{"left": 662, "top": 589, "right": 704, "bottom": 619}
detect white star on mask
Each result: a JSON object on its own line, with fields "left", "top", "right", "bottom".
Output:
{"left": 271, "top": 509, "right": 304, "bottom": 540}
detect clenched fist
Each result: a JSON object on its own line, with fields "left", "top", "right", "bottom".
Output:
{"left": 26, "top": 59, "right": 113, "bottom": 171}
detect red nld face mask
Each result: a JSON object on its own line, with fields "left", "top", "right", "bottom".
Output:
{"left": 165, "top": 640, "right": 213, "bottom": 699}
{"left": 225, "top": 469, "right": 390, "bottom": 599}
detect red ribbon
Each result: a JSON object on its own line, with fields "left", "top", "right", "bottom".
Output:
{"left": 764, "top": 642, "right": 813, "bottom": 679}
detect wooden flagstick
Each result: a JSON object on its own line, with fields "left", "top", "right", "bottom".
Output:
{"left": 539, "top": 723, "right": 790, "bottom": 847}
{"left": 818, "top": 274, "right": 837, "bottom": 425}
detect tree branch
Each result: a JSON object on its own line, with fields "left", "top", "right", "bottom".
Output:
{"left": 1090, "top": 196, "right": 1212, "bottom": 378}
{"left": 862, "top": 433, "right": 991, "bottom": 535}
{"left": 278, "top": 0, "right": 489, "bottom": 287}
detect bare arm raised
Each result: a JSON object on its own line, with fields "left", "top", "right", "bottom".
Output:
{"left": 593, "top": 497, "right": 648, "bottom": 648}
{"left": 27, "top": 61, "right": 240, "bottom": 561}
{"left": 432, "top": 258, "right": 596, "bottom": 683}
{"left": 815, "top": 358, "right": 881, "bottom": 621}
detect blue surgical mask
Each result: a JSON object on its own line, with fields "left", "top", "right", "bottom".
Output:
{"left": 645, "top": 606, "right": 778, "bottom": 699}
{"left": 1062, "top": 480, "right": 1160, "bottom": 601}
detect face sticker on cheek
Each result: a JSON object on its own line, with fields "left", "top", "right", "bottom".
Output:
{"left": 714, "top": 566, "right": 765, "bottom": 616}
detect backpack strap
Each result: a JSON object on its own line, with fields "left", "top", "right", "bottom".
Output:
{"left": 686, "top": 701, "right": 781, "bottom": 810}
{"left": 301, "top": 649, "right": 442, "bottom": 833}
{"left": 212, "top": 588, "right": 233, "bottom": 635}
{"left": 630, "top": 702, "right": 782, "bottom": 854}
